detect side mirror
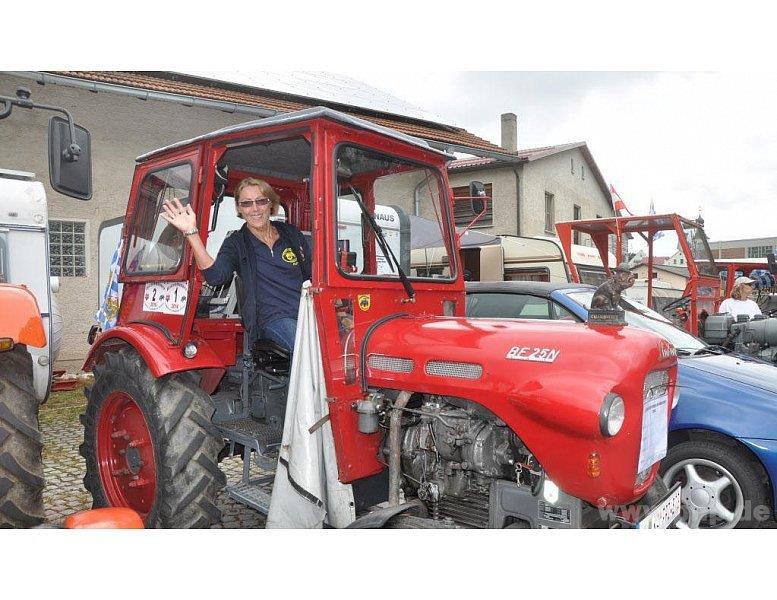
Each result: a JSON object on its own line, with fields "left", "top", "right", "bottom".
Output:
{"left": 469, "top": 180, "right": 486, "bottom": 214}
{"left": 48, "top": 116, "right": 92, "bottom": 200}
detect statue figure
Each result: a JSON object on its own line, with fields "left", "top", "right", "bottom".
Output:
{"left": 591, "top": 263, "right": 636, "bottom": 310}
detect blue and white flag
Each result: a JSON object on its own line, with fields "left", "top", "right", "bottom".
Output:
{"left": 95, "top": 238, "right": 123, "bottom": 331}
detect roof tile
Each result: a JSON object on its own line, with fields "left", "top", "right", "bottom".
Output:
{"left": 52, "top": 71, "right": 505, "bottom": 155}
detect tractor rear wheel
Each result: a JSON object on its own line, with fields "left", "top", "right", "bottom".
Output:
{"left": 0, "top": 347, "right": 44, "bottom": 528}
{"left": 80, "top": 347, "right": 226, "bottom": 528}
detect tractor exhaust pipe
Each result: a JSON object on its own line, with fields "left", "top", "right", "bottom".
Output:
{"left": 388, "top": 390, "right": 413, "bottom": 506}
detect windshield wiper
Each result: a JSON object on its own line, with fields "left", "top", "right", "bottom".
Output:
{"left": 692, "top": 345, "right": 730, "bottom": 356}
{"left": 349, "top": 186, "right": 415, "bottom": 302}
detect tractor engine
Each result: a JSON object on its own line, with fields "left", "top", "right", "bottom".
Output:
{"left": 703, "top": 313, "right": 777, "bottom": 363}
{"left": 397, "top": 397, "right": 539, "bottom": 526}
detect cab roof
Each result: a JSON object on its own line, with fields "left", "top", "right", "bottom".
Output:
{"left": 136, "top": 106, "right": 456, "bottom": 163}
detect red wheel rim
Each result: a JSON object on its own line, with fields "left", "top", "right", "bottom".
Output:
{"left": 96, "top": 391, "right": 157, "bottom": 519}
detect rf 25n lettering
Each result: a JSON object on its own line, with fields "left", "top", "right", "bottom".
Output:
{"left": 505, "top": 346, "right": 560, "bottom": 363}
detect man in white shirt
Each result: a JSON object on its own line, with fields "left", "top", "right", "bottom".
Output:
{"left": 719, "top": 276, "right": 762, "bottom": 319}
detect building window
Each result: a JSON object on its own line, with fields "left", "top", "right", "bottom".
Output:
{"left": 49, "top": 220, "right": 87, "bottom": 277}
{"left": 573, "top": 205, "right": 582, "bottom": 245}
{"left": 452, "top": 183, "right": 493, "bottom": 227}
{"left": 544, "top": 192, "right": 555, "bottom": 234}
{"left": 581, "top": 164, "right": 586, "bottom": 180}
{"left": 570, "top": 157, "right": 574, "bottom": 174}
{"left": 747, "top": 245, "right": 774, "bottom": 258}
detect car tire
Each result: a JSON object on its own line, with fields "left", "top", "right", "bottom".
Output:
{"left": 661, "top": 439, "right": 772, "bottom": 529}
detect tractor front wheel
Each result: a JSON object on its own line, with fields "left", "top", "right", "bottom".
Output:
{"left": 80, "top": 348, "right": 225, "bottom": 528}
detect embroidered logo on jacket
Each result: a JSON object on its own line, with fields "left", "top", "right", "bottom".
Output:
{"left": 281, "top": 247, "right": 299, "bottom": 265}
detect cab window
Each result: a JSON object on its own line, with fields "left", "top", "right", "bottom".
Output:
{"left": 335, "top": 144, "right": 454, "bottom": 280}
{"left": 125, "top": 163, "right": 193, "bottom": 275}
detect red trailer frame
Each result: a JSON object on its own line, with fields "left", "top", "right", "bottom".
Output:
{"left": 556, "top": 213, "right": 721, "bottom": 336}
{"left": 704, "top": 258, "right": 773, "bottom": 298}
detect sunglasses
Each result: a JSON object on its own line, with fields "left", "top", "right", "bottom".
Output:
{"left": 238, "top": 198, "right": 272, "bottom": 208}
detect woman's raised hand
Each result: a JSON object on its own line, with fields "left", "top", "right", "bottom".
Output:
{"left": 161, "top": 197, "right": 197, "bottom": 232}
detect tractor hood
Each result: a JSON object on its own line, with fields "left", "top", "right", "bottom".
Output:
{"left": 365, "top": 315, "right": 678, "bottom": 507}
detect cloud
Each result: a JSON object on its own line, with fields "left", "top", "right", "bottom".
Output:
{"left": 344, "top": 71, "right": 777, "bottom": 242}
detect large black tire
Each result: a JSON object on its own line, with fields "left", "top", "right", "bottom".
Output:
{"left": 80, "top": 347, "right": 226, "bottom": 528}
{"left": 661, "top": 439, "right": 772, "bottom": 529}
{"left": 0, "top": 347, "right": 44, "bottom": 528}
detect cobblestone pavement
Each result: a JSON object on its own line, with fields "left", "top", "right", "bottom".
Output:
{"left": 40, "top": 385, "right": 267, "bottom": 528}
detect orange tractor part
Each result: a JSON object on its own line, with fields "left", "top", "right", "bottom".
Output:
{"left": 63, "top": 507, "right": 144, "bottom": 529}
{"left": 0, "top": 283, "right": 46, "bottom": 349}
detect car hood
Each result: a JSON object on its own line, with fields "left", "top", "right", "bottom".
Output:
{"left": 682, "top": 353, "right": 777, "bottom": 395}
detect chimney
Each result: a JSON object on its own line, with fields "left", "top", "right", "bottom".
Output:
{"left": 501, "top": 112, "right": 518, "bottom": 152}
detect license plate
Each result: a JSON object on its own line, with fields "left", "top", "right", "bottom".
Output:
{"left": 636, "top": 483, "right": 682, "bottom": 529}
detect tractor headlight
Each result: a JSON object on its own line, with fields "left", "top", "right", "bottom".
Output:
{"left": 183, "top": 342, "right": 198, "bottom": 359}
{"left": 599, "top": 393, "right": 625, "bottom": 437}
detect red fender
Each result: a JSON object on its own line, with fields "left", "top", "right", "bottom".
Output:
{"left": 83, "top": 323, "right": 227, "bottom": 381}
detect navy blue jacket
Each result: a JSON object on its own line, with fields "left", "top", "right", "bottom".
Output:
{"left": 202, "top": 222, "right": 311, "bottom": 343}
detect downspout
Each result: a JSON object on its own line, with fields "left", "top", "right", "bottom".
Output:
{"left": 512, "top": 167, "right": 522, "bottom": 236}
{"left": 413, "top": 178, "right": 426, "bottom": 216}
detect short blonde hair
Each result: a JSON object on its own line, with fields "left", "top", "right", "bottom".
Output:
{"left": 234, "top": 177, "right": 281, "bottom": 217}
{"left": 731, "top": 282, "right": 751, "bottom": 300}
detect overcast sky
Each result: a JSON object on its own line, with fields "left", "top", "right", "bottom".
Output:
{"left": 344, "top": 71, "right": 777, "bottom": 250}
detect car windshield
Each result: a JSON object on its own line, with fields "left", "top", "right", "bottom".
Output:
{"left": 562, "top": 289, "right": 707, "bottom": 354}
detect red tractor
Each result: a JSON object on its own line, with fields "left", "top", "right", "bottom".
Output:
{"left": 83, "top": 108, "right": 678, "bottom": 528}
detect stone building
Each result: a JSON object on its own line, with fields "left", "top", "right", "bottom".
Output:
{"left": 708, "top": 236, "right": 777, "bottom": 260}
{"left": 447, "top": 113, "right": 615, "bottom": 245}
{"left": 0, "top": 71, "right": 505, "bottom": 370}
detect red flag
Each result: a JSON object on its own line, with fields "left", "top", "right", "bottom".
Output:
{"left": 610, "top": 184, "right": 631, "bottom": 216}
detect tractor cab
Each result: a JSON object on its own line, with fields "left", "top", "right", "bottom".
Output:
{"left": 87, "top": 108, "right": 467, "bottom": 521}
{"left": 556, "top": 213, "right": 721, "bottom": 336}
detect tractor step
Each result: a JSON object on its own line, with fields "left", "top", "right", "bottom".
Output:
{"left": 226, "top": 476, "right": 275, "bottom": 516}
{"left": 215, "top": 417, "right": 283, "bottom": 467}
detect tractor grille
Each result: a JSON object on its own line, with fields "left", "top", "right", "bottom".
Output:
{"left": 367, "top": 354, "right": 414, "bottom": 374}
{"left": 425, "top": 360, "right": 482, "bottom": 380}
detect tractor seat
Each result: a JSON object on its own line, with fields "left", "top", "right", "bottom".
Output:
{"left": 251, "top": 338, "right": 290, "bottom": 375}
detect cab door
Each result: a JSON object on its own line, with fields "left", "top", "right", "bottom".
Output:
{"left": 117, "top": 148, "right": 202, "bottom": 345}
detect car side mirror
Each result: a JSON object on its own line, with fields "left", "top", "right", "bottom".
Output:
{"left": 48, "top": 115, "right": 92, "bottom": 200}
{"left": 469, "top": 180, "right": 486, "bottom": 214}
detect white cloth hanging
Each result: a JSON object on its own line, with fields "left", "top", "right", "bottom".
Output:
{"left": 266, "top": 281, "right": 356, "bottom": 528}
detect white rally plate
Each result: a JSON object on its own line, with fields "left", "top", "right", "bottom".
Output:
{"left": 637, "top": 483, "right": 682, "bottom": 529}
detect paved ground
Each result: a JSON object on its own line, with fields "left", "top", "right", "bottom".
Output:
{"left": 40, "top": 384, "right": 267, "bottom": 528}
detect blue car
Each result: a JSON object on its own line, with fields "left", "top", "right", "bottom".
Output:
{"left": 466, "top": 281, "right": 777, "bottom": 529}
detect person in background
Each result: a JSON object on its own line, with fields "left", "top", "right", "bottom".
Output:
{"left": 161, "top": 177, "right": 310, "bottom": 354}
{"left": 719, "top": 276, "right": 762, "bottom": 319}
